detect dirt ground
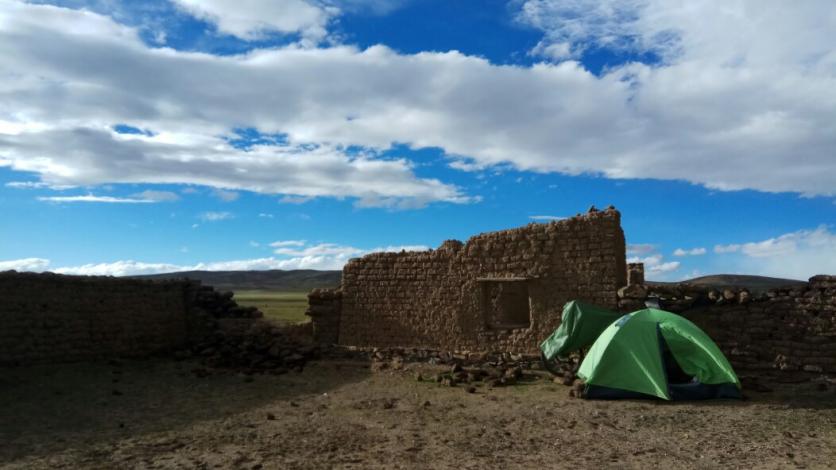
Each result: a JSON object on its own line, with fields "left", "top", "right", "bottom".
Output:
{"left": 1, "top": 359, "right": 835, "bottom": 470}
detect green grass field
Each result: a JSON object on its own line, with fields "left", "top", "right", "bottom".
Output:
{"left": 232, "top": 290, "right": 310, "bottom": 324}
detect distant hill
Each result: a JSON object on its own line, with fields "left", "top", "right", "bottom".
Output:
{"left": 133, "top": 269, "right": 341, "bottom": 292}
{"left": 134, "top": 270, "right": 806, "bottom": 295}
{"left": 649, "top": 274, "right": 806, "bottom": 293}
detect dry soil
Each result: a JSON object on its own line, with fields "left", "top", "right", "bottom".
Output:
{"left": 1, "top": 359, "right": 835, "bottom": 469}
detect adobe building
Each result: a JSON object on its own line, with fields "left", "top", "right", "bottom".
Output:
{"left": 307, "top": 206, "right": 626, "bottom": 354}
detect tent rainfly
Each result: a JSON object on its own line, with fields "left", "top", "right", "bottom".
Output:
{"left": 577, "top": 308, "right": 742, "bottom": 400}
{"left": 540, "top": 300, "right": 623, "bottom": 361}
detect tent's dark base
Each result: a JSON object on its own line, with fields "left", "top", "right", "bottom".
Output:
{"left": 585, "top": 382, "right": 741, "bottom": 400}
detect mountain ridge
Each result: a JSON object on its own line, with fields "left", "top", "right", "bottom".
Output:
{"left": 132, "top": 269, "right": 341, "bottom": 292}
{"left": 134, "top": 270, "right": 806, "bottom": 294}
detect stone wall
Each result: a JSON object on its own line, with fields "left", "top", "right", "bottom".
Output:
{"left": 336, "top": 207, "right": 627, "bottom": 353}
{"left": 618, "top": 274, "right": 836, "bottom": 379}
{"left": 0, "top": 271, "right": 255, "bottom": 365}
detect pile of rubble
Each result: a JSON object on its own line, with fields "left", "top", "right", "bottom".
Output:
{"left": 329, "top": 346, "right": 542, "bottom": 370}
{"left": 192, "top": 286, "right": 263, "bottom": 319}
{"left": 328, "top": 347, "right": 548, "bottom": 391}
{"left": 180, "top": 286, "right": 319, "bottom": 376}
{"left": 417, "top": 362, "right": 532, "bottom": 392}
{"left": 179, "top": 320, "right": 320, "bottom": 377}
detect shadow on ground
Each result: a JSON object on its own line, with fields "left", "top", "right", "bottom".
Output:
{"left": 0, "top": 358, "right": 369, "bottom": 464}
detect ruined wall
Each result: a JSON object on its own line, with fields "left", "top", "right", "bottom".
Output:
{"left": 337, "top": 207, "right": 626, "bottom": 353}
{"left": 619, "top": 274, "right": 836, "bottom": 379}
{"left": 0, "top": 271, "right": 245, "bottom": 365}
{"left": 306, "top": 288, "right": 342, "bottom": 344}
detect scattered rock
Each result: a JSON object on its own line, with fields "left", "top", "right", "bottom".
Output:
{"left": 188, "top": 320, "right": 319, "bottom": 375}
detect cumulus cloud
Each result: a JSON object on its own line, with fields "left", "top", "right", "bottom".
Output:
{"left": 529, "top": 215, "right": 566, "bottom": 221}
{"left": 37, "top": 194, "right": 156, "bottom": 203}
{"left": 712, "top": 226, "right": 836, "bottom": 279}
{"left": 673, "top": 247, "right": 706, "bottom": 257}
{"left": 0, "top": 0, "right": 833, "bottom": 207}
{"left": 198, "top": 211, "right": 234, "bottom": 221}
{"left": 211, "top": 189, "right": 239, "bottom": 202}
{"left": 627, "top": 253, "right": 680, "bottom": 276}
{"left": 5, "top": 181, "right": 73, "bottom": 190}
{"left": 0, "top": 240, "right": 431, "bottom": 275}
{"left": 626, "top": 243, "right": 655, "bottom": 255}
{"left": 170, "top": 0, "right": 334, "bottom": 44}
{"left": 55, "top": 260, "right": 186, "bottom": 276}
{"left": 269, "top": 240, "right": 307, "bottom": 248}
{"left": 279, "top": 195, "right": 313, "bottom": 204}
{"left": 131, "top": 189, "right": 180, "bottom": 202}
{"left": 714, "top": 244, "right": 740, "bottom": 254}
{"left": 0, "top": 257, "right": 51, "bottom": 271}
{"left": 272, "top": 243, "right": 363, "bottom": 257}
{"left": 649, "top": 261, "right": 680, "bottom": 274}
{"left": 517, "top": 0, "right": 672, "bottom": 60}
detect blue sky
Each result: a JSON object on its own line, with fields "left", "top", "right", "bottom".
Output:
{"left": 0, "top": 0, "right": 834, "bottom": 280}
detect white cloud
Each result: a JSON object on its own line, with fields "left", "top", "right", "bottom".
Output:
{"left": 714, "top": 244, "right": 740, "bottom": 254}
{"left": 712, "top": 226, "right": 836, "bottom": 280}
{"left": 0, "top": 0, "right": 833, "bottom": 207}
{"left": 269, "top": 241, "right": 429, "bottom": 269}
{"left": 37, "top": 194, "right": 156, "bottom": 204}
{"left": 370, "top": 245, "right": 430, "bottom": 253}
{"left": 170, "top": 0, "right": 335, "bottom": 44}
{"left": 673, "top": 247, "right": 706, "bottom": 257}
{"left": 211, "top": 188, "right": 239, "bottom": 202}
{"left": 0, "top": 240, "right": 431, "bottom": 275}
{"left": 199, "top": 211, "right": 234, "bottom": 221}
{"left": 5, "top": 181, "right": 73, "bottom": 190}
{"left": 272, "top": 242, "right": 363, "bottom": 257}
{"left": 279, "top": 195, "right": 313, "bottom": 204}
{"left": 627, "top": 253, "right": 680, "bottom": 278}
{"left": 529, "top": 215, "right": 566, "bottom": 221}
{"left": 52, "top": 260, "right": 184, "bottom": 276}
{"left": 649, "top": 261, "right": 680, "bottom": 274}
{"left": 132, "top": 189, "right": 180, "bottom": 202}
{"left": 626, "top": 243, "right": 655, "bottom": 255}
{"left": 258, "top": 213, "right": 274, "bottom": 218}
{"left": 0, "top": 257, "right": 50, "bottom": 271}
{"left": 269, "top": 240, "right": 307, "bottom": 248}
{"left": 517, "top": 0, "right": 667, "bottom": 60}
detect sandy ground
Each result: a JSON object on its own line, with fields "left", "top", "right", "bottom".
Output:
{"left": 1, "top": 359, "right": 835, "bottom": 469}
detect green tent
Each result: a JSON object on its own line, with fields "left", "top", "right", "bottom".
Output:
{"left": 577, "top": 308, "right": 741, "bottom": 400}
{"left": 540, "top": 300, "right": 623, "bottom": 361}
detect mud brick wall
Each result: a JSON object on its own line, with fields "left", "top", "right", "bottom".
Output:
{"left": 337, "top": 207, "right": 627, "bottom": 354}
{"left": 0, "top": 271, "right": 216, "bottom": 365}
{"left": 618, "top": 275, "right": 836, "bottom": 379}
